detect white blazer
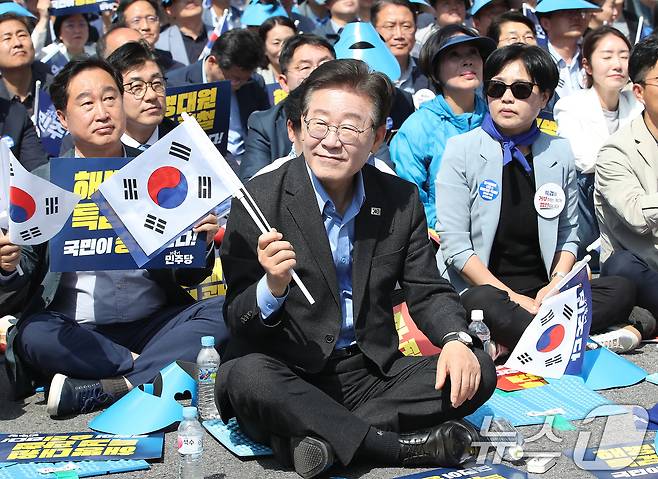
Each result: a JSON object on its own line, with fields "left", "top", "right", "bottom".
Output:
{"left": 554, "top": 87, "right": 644, "bottom": 174}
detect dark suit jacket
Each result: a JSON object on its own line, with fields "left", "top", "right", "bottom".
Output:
{"left": 240, "top": 101, "right": 289, "bottom": 182}
{"left": 0, "top": 61, "right": 52, "bottom": 116}
{"left": 166, "top": 61, "right": 270, "bottom": 130}
{"left": 0, "top": 99, "right": 48, "bottom": 171}
{"left": 219, "top": 156, "right": 469, "bottom": 377}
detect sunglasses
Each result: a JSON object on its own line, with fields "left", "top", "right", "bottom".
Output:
{"left": 485, "top": 80, "right": 537, "bottom": 99}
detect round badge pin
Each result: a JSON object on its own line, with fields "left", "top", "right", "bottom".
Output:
{"left": 478, "top": 179, "right": 499, "bottom": 201}
{"left": 534, "top": 182, "right": 566, "bottom": 219}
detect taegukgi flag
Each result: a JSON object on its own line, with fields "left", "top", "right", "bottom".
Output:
{"left": 504, "top": 261, "right": 593, "bottom": 378}
{"left": 1, "top": 142, "right": 81, "bottom": 245}
{"left": 94, "top": 115, "right": 240, "bottom": 266}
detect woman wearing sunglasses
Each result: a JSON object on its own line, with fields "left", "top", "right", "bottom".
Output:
{"left": 436, "top": 44, "right": 639, "bottom": 354}
{"left": 554, "top": 27, "right": 643, "bottom": 266}
{"left": 390, "top": 25, "right": 495, "bottom": 229}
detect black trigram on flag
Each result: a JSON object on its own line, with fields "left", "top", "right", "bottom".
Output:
{"left": 8, "top": 161, "right": 14, "bottom": 177}
{"left": 563, "top": 304, "right": 574, "bottom": 321}
{"left": 539, "top": 310, "right": 555, "bottom": 327}
{"left": 544, "top": 354, "right": 563, "bottom": 367}
{"left": 144, "top": 214, "right": 166, "bottom": 234}
{"left": 19, "top": 227, "right": 42, "bottom": 241}
{"left": 198, "top": 176, "right": 212, "bottom": 199}
{"left": 45, "top": 196, "right": 59, "bottom": 215}
{"left": 516, "top": 352, "right": 533, "bottom": 365}
{"left": 169, "top": 141, "right": 191, "bottom": 161}
{"left": 123, "top": 178, "right": 138, "bottom": 200}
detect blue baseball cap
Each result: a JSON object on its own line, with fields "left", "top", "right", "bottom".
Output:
{"left": 432, "top": 33, "right": 496, "bottom": 63}
{"left": 334, "top": 22, "right": 401, "bottom": 81}
{"left": 535, "top": 0, "right": 599, "bottom": 14}
{"left": 0, "top": 1, "right": 36, "bottom": 18}
{"left": 241, "top": 0, "right": 288, "bottom": 27}
{"left": 470, "top": 0, "right": 509, "bottom": 16}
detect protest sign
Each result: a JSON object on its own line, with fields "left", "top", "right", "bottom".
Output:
{"left": 165, "top": 81, "right": 231, "bottom": 154}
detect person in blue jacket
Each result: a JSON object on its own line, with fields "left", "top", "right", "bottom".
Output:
{"left": 390, "top": 24, "right": 495, "bottom": 228}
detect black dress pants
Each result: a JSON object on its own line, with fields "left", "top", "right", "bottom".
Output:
{"left": 215, "top": 349, "right": 496, "bottom": 466}
{"left": 460, "top": 276, "right": 636, "bottom": 348}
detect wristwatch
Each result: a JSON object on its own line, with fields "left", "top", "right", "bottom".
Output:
{"left": 441, "top": 331, "right": 473, "bottom": 349}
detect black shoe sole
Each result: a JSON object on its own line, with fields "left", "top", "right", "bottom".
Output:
{"left": 291, "top": 436, "right": 334, "bottom": 479}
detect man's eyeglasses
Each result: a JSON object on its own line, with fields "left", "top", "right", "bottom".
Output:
{"left": 123, "top": 79, "right": 166, "bottom": 99}
{"left": 304, "top": 118, "right": 373, "bottom": 145}
{"left": 128, "top": 15, "right": 159, "bottom": 27}
{"left": 485, "top": 80, "right": 537, "bottom": 100}
{"left": 640, "top": 76, "right": 658, "bottom": 87}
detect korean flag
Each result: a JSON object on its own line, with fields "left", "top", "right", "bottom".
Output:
{"left": 0, "top": 142, "right": 81, "bottom": 245}
{"left": 504, "top": 285, "right": 581, "bottom": 379}
{"left": 94, "top": 115, "right": 241, "bottom": 266}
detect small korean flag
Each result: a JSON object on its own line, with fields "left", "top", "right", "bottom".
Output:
{"left": 94, "top": 115, "right": 241, "bottom": 266}
{"left": 0, "top": 142, "right": 81, "bottom": 245}
{"left": 504, "top": 285, "right": 581, "bottom": 379}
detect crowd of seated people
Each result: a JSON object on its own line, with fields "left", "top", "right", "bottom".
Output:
{"left": 0, "top": 0, "right": 657, "bottom": 477}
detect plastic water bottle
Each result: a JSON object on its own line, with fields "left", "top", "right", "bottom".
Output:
{"left": 177, "top": 406, "right": 204, "bottom": 479}
{"left": 196, "top": 336, "right": 220, "bottom": 420}
{"left": 468, "top": 310, "right": 495, "bottom": 358}
{"left": 481, "top": 417, "right": 524, "bottom": 461}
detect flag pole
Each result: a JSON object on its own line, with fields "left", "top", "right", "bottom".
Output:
{"left": 33, "top": 80, "right": 41, "bottom": 135}
{"left": 181, "top": 112, "right": 315, "bottom": 305}
{"left": 635, "top": 16, "right": 644, "bottom": 45}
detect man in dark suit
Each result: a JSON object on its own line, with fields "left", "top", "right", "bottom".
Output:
{"left": 167, "top": 29, "right": 270, "bottom": 169}
{"left": 240, "top": 34, "right": 336, "bottom": 182}
{"left": 0, "top": 12, "right": 52, "bottom": 117}
{"left": 0, "top": 98, "right": 48, "bottom": 170}
{"left": 218, "top": 59, "right": 496, "bottom": 478}
{"left": 0, "top": 58, "right": 227, "bottom": 415}
{"left": 312, "top": 0, "right": 359, "bottom": 44}
{"left": 107, "top": 40, "right": 178, "bottom": 149}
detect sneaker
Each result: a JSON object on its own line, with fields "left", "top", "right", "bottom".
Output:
{"left": 590, "top": 327, "right": 640, "bottom": 354}
{"left": 290, "top": 436, "right": 335, "bottom": 479}
{"left": 47, "top": 374, "right": 116, "bottom": 417}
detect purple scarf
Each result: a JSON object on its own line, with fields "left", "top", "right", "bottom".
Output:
{"left": 481, "top": 113, "right": 540, "bottom": 173}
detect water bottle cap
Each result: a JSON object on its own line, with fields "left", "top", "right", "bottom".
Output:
{"left": 182, "top": 406, "right": 198, "bottom": 419}
{"left": 201, "top": 336, "right": 215, "bottom": 347}
{"left": 471, "top": 310, "right": 484, "bottom": 321}
{"left": 508, "top": 445, "right": 524, "bottom": 461}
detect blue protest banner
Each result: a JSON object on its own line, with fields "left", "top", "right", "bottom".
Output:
{"left": 559, "top": 263, "right": 593, "bottom": 376}
{"left": 40, "top": 52, "right": 68, "bottom": 76}
{"left": 36, "top": 89, "right": 66, "bottom": 157}
{"left": 49, "top": 0, "right": 113, "bottom": 16}
{"left": 394, "top": 463, "right": 527, "bottom": 479}
{"left": 567, "top": 442, "right": 658, "bottom": 479}
{"left": 49, "top": 156, "right": 207, "bottom": 271}
{"left": 0, "top": 432, "right": 163, "bottom": 463}
{"left": 266, "top": 82, "right": 288, "bottom": 107}
{"left": 165, "top": 81, "right": 231, "bottom": 154}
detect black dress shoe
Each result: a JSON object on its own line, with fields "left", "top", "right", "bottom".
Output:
{"left": 290, "top": 436, "right": 335, "bottom": 478}
{"left": 399, "top": 420, "right": 479, "bottom": 467}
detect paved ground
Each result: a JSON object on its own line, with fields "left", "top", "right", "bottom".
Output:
{"left": 1, "top": 344, "right": 657, "bottom": 479}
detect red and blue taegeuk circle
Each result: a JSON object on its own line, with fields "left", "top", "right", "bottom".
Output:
{"left": 535, "top": 324, "right": 565, "bottom": 353}
{"left": 9, "top": 186, "right": 36, "bottom": 223}
{"left": 147, "top": 166, "right": 188, "bottom": 209}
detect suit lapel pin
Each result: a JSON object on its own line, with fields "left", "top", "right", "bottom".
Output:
{"left": 370, "top": 207, "right": 381, "bottom": 216}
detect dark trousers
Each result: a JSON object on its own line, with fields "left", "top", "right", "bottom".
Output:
{"left": 602, "top": 250, "right": 658, "bottom": 321}
{"left": 16, "top": 296, "right": 228, "bottom": 387}
{"left": 460, "top": 277, "right": 636, "bottom": 348}
{"left": 216, "top": 349, "right": 496, "bottom": 466}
